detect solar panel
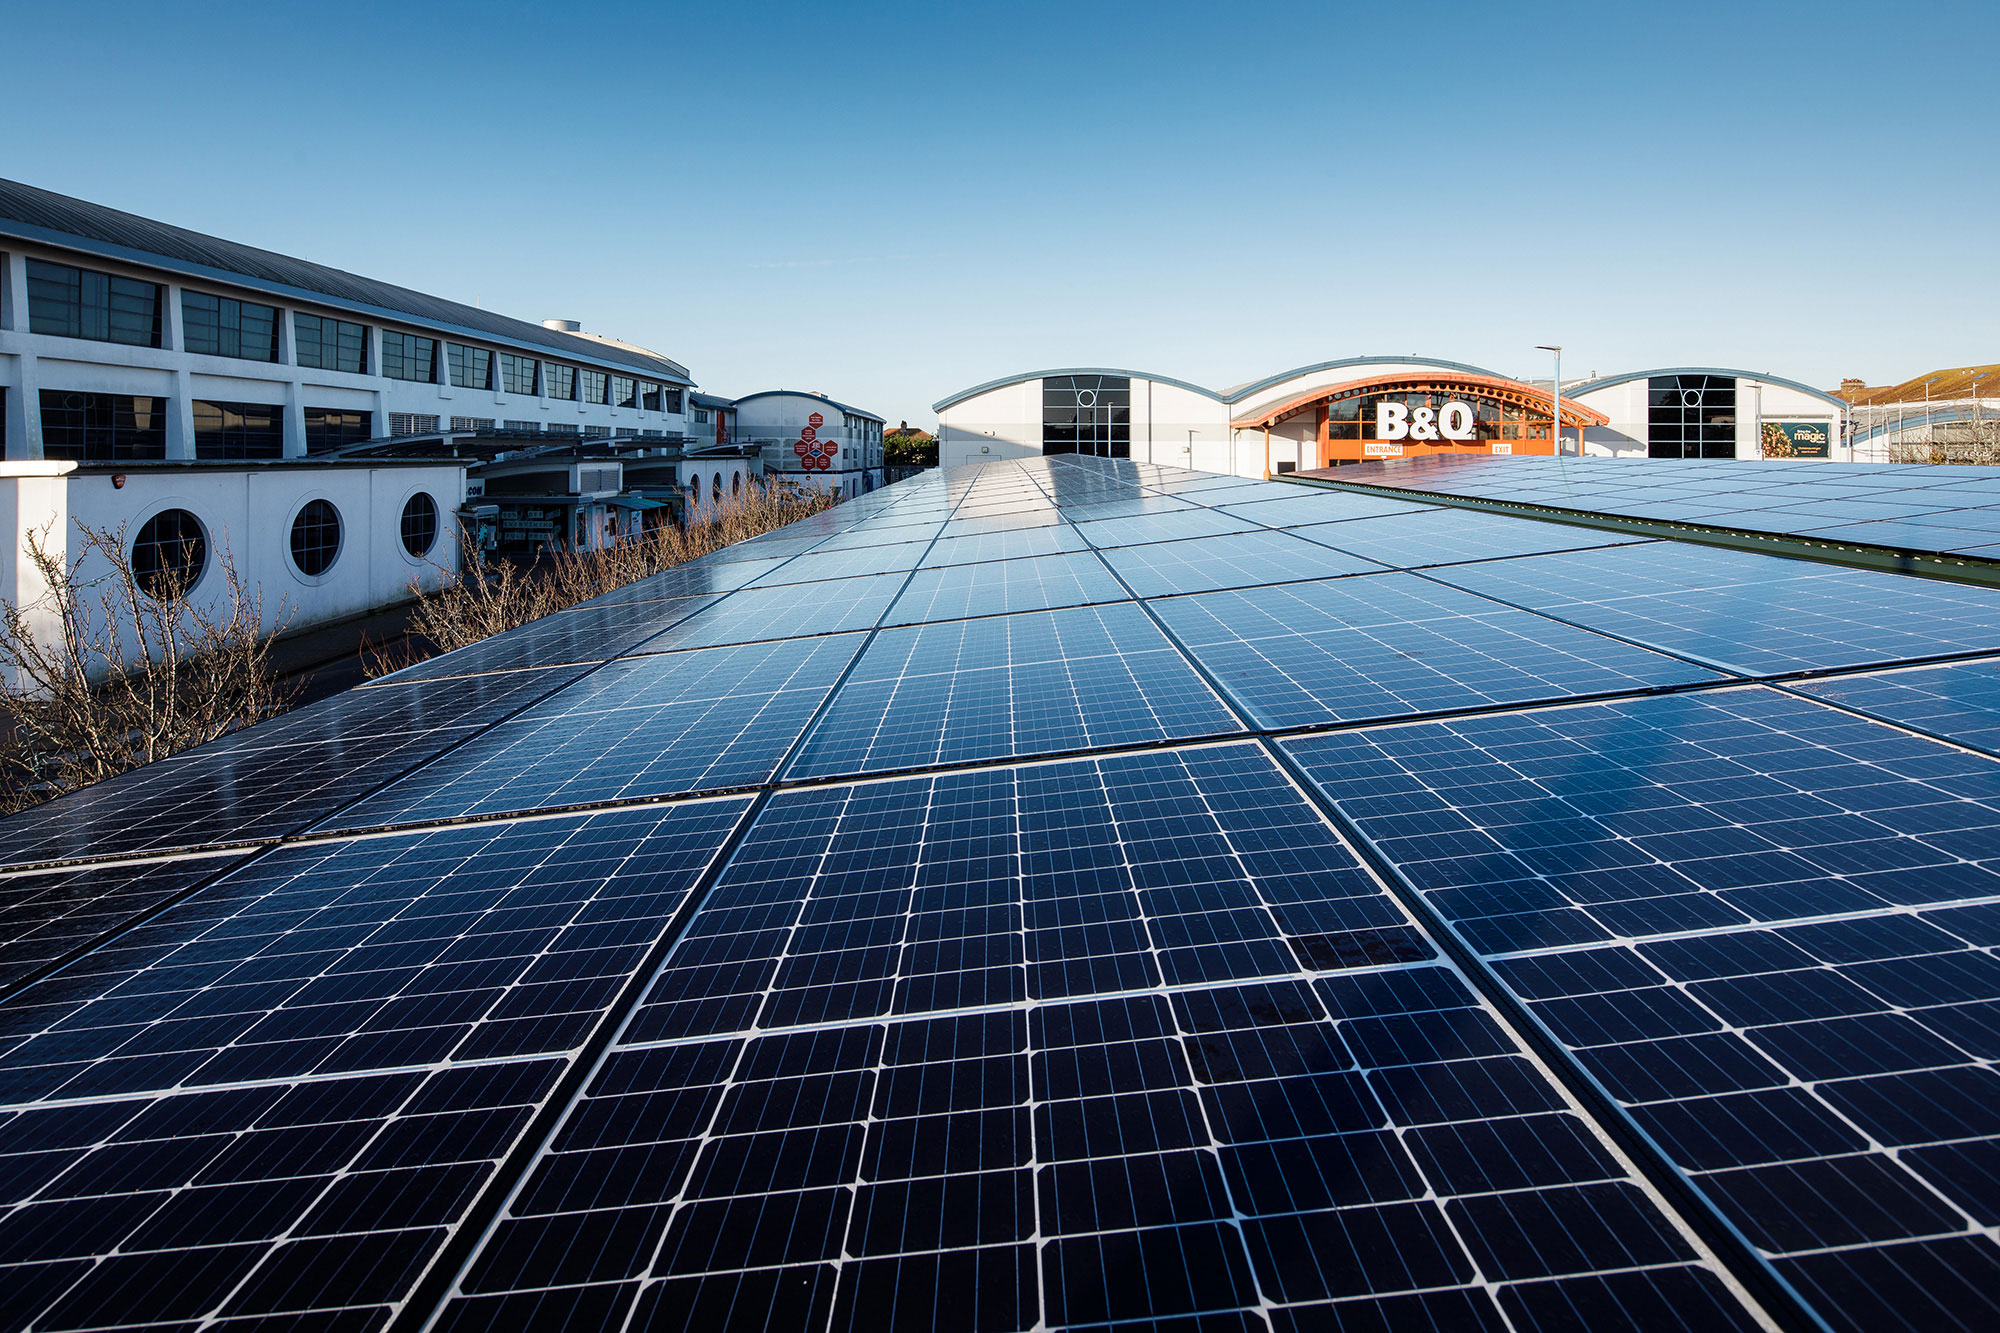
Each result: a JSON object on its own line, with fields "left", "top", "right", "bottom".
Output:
{"left": 431, "top": 745, "right": 1753, "bottom": 1332}
{"left": 786, "top": 604, "right": 1241, "bottom": 777}
{"left": 11, "top": 454, "right": 2000, "bottom": 1332}
{"left": 1282, "top": 689, "right": 2000, "bottom": 1331}
{"left": 1430, "top": 541, "right": 2000, "bottom": 675}
{"left": 1151, "top": 572, "right": 1727, "bottom": 729}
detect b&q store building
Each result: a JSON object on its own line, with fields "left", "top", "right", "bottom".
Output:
{"left": 934, "top": 357, "right": 1846, "bottom": 477}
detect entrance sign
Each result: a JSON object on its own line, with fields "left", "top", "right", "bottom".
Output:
{"left": 1762, "top": 420, "right": 1832, "bottom": 459}
{"left": 1376, "top": 401, "right": 1477, "bottom": 442}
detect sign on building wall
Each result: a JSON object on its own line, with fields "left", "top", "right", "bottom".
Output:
{"left": 794, "top": 411, "right": 835, "bottom": 471}
{"left": 1761, "top": 421, "right": 1832, "bottom": 459}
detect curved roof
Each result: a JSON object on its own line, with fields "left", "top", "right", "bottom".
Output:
{"left": 0, "top": 176, "right": 692, "bottom": 384}
{"left": 730, "top": 390, "right": 885, "bottom": 422}
{"left": 931, "top": 356, "right": 1515, "bottom": 414}
{"left": 1222, "top": 355, "right": 1510, "bottom": 403}
{"left": 932, "top": 367, "right": 1225, "bottom": 414}
{"left": 1565, "top": 367, "right": 1847, "bottom": 410}
{"left": 1232, "top": 370, "right": 1610, "bottom": 431}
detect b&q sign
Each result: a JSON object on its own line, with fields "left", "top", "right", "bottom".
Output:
{"left": 1376, "top": 401, "right": 1477, "bottom": 442}
{"left": 793, "top": 412, "right": 836, "bottom": 471}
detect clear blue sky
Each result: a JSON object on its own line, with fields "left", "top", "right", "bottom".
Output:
{"left": 6, "top": 0, "right": 1996, "bottom": 425}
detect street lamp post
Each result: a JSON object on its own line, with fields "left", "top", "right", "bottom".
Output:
{"left": 1535, "top": 345, "right": 1563, "bottom": 455}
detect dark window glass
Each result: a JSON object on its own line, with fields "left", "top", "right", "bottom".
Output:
{"left": 39, "top": 390, "right": 167, "bottom": 460}
{"left": 499, "top": 353, "right": 538, "bottom": 395}
{"left": 664, "top": 387, "right": 683, "bottom": 414}
{"left": 401, "top": 492, "right": 439, "bottom": 557}
{"left": 1648, "top": 375, "right": 1738, "bottom": 459}
{"left": 381, "top": 330, "right": 437, "bottom": 383}
{"left": 732, "top": 472, "right": 741, "bottom": 496}
{"left": 1042, "top": 375, "right": 1131, "bottom": 458}
{"left": 304, "top": 407, "right": 371, "bottom": 454}
{"left": 448, "top": 344, "right": 492, "bottom": 390}
{"left": 26, "top": 259, "right": 162, "bottom": 347}
{"left": 713, "top": 471, "right": 724, "bottom": 500}
{"left": 181, "top": 291, "right": 278, "bottom": 362}
{"left": 289, "top": 499, "right": 342, "bottom": 575}
{"left": 131, "top": 509, "right": 207, "bottom": 598}
{"left": 545, "top": 364, "right": 577, "bottom": 401}
{"left": 640, "top": 381, "right": 663, "bottom": 411}
{"left": 295, "top": 313, "right": 368, "bottom": 374}
{"left": 581, "top": 369, "right": 608, "bottom": 405}
{"left": 192, "top": 400, "right": 284, "bottom": 460}
{"left": 612, "top": 375, "right": 638, "bottom": 408}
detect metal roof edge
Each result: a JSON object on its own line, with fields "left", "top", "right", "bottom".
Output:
{"left": 1565, "top": 367, "right": 1847, "bottom": 409}
{"left": 932, "top": 368, "right": 1226, "bottom": 414}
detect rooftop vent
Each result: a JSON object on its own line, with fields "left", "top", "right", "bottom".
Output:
{"left": 542, "top": 319, "right": 582, "bottom": 333}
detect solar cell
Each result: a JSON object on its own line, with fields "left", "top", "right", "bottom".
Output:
{"left": 629, "top": 572, "right": 907, "bottom": 652}
{"left": 433, "top": 744, "right": 1753, "bottom": 1331}
{"left": 368, "top": 594, "right": 722, "bottom": 684}
{"left": 917, "top": 522, "right": 1093, "bottom": 568}
{"left": 1098, "top": 527, "right": 1386, "bottom": 597}
{"left": 787, "top": 604, "right": 1241, "bottom": 776}
{"left": 1790, "top": 658, "right": 2000, "bottom": 755}
{"left": 1294, "top": 505, "right": 1651, "bottom": 570}
{"left": 0, "top": 852, "right": 245, "bottom": 991}
{"left": 1218, "top": 491, "right": 1438, "bottom": 529}
{"left": 882, "top": 550, "right": 1130, "bottom": 625}
{"left": 1430, "top": 541, "right": 2000, "bottom": 675}
{"left": 1283, "top": 688, "right": 2000, "bottom": 1331}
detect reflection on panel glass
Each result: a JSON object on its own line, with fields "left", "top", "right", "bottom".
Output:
{"left": 193, "top": 399, "right": 284, "bottom": 460}
{"left": 39, "top": 390, "right": 168, "bottom": 460}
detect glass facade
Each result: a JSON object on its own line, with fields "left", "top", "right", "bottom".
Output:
{"left": 381, "top": 330, "right": 437, "bottom": 383}
{"left": 1042, "top": 375, "right": 1130, "bottom": 457}
{"left": 1325, "top": 389, "right": 1548, "bottom": 446}
{"left": 499, "top": 353, "right": 538, "bottom": 396}
{"left": 1649, "top": 374, "right": 1738, "bottom": 459}
{"left": 295, "top": 314, "right": 368, "bottom": 374}
{"left": 27, "top": 259, "right": 161, "bottom": 347}
{"left": 545, "top": 364, "right": 577, "bottom": 401}
{"left": 612, "top": 375, "right": 637, "bottom": 409}
{"left": 193, "top": 400, "right": 285, "bottom": 460}
{"left": 304, "top": 408, "right": 372, "bottom": 455}
{"left": 449, "top": 344, "right": 493, "bottom": 390}
{"left": 401, "top": 493, "right": 439, "bottom": 557}
{"left": 581, "top": 369, "right": 609, "bottom": 405}
{"left": 181, "top": 292, "right": 279, "bottom": 362}
{"left": 40, "top": 391, "right": 168, "bottom": 461}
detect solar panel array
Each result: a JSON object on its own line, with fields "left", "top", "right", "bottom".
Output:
{"left": 1328, "top": 454, "right": 2000, "bottom": 562}
{"left": 6, "top": 454, "right": 2000, "bottom": 1332}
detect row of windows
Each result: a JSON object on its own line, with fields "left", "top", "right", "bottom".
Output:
{"left": 20, "top": 259, "right": 684, "bottom": 411}
{"left": 128, "top": 493, "right": 441, "bottom": 599}
{"left": 38, "top": 391, "right": 376, "bottom": 460}
{"left": 1043, "top": 374, "right": 1132, "bottom": 458}
{"left": 1649, "top": 374, "right": 1738, "bottom": 459}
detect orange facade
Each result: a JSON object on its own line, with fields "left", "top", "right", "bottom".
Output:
{"left": 1233, "top": 371, "right": 1608, "bottom": 469}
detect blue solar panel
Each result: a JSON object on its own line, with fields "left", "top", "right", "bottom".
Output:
{"left": 918, "top": 522, "right": 1092, "bottom": 567}
{"left": 787, "top": 604, "right": 1241, "bottom": 777}
{"left": 1099, "top": 527, "right": 1386, "bottom": 597}
{"left": 1295, "top": 505, "right": 1652, "bottom": 570}
{"left": 1791, "top": 658, "right": 2000, "bottom": 754}
{"left": 883, "top": 551, "right": 1130, "bottom": 625}
{"left": 631, "top": 572, "right": 907, "bottom": 652}
{"left": 434, "top": 745, "right": 1752, "bottom": 1331}
{"left": 0, "top": 852, "right": 245, "bottom": 991}
{"left": 1151, "top": 572, "right": 1727, "bottom": 728}
{"left": 322, "top": 635, "right": 865, "bottom": 830}
{"left": 1282, "top": 688, "right": 2000, "bottom": 1332}
{"left": 1430, "top": 541, "right": 2000, "bottom": 675}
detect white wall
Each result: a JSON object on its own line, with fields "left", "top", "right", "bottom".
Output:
{"left": 0, "top": 460, "right": 465, "bottom": 683}
{"left": 1570, "top": 376, "right": 1847, "bottom": 460}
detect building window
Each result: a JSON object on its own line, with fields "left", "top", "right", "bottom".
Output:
{"left": 448, "top": 344, "right": 492, "bottom": 390}
{"left": 381, "top": 330, "right": 437, "bottom": 383}
{"left": 581, "top": 369, "right": 608, "bottom": 405}
{"left": 26, "top": 259, "right": 161, "bottom": 347}
{"left": 289, "top": 499, "right": 342, "bottom": 576}
{"left": 545, "top": 422, "right": 579, "bottom": 436}
{"left": 663, "top": 387, "right": 683, "bottom": 414}
{"left": 304, "top": 408, "right": 371, "bottom": 454}
{"left": 544, "top": 364, "right": 577, "bottom": 401}
{"left": 132, "top": 510, "right": 207, "bottom": 598}
{"left": 181, "top": 291, "right": 279, "bottom": 362}
{"left": 40, "top": 391, "right": 167, "bottom": 461}
{"left": 1649, "top": 375, "right": 1737, "bottom": 459}
{"left": 612, "top": 375, "right": 638, "bottom": 408}
{"left": 1042, "top": 375, "right": 1130, "bottom": 457}
{"left": 640, "top": 381, "right": 662, "bottom": 411}
{"left": 688, "top": 474, "right": 702, "bottom": 506}
{"left": 193, "top": 400, "right": 284, "bottom": 460}
{"left": 401, "top": 492, "right": 439, "bottom": 557}
{"left": 581, "top": 425, "right": 611, "bottom": 439}
{"left": 498, "top": 353, "right": 538, "bottom": 396}
{"left": 732, "top": 472, "right": 741, "bottom": 497}
{"left": 295, "top": 313, "right": 367, "bottom": 374}
{"left": 694, "top": 408, "right": 710, "bottom": 424}
{"left": 389, "top": 413, "right": 440, "bottom": 436}
{"left": 452, "top": 416, "right": 496, "bottom": 431}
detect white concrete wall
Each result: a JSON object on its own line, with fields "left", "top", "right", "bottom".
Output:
{"left": 1570, "top": 376, "right": 1847, "bottom": 460}
{"left": 0, "top": 461, "right": 465, "bottom": 683}
{"left": 1572, "top": 381, "right": 1650, "bottom": 458}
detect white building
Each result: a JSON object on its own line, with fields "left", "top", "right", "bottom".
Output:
{"left": 731, "top": 391, "right": 886, "bottom": 496}
{"left": 935, "top": 358, "right": 1852, "bottom": 476}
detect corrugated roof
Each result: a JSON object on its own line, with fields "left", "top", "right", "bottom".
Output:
{"left": 0, "top": 177, "right": 691, "bottom": 383}
{"left": 1839, "top": 364, "right": 2000, "bottom": 406}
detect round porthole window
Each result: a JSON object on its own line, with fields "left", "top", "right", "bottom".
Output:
{"left": 401, "top": 492, "right": 439, "bottom": 557}
{"left": 290, "top": 499, "right": 342, "bottom": 576}
{"left": 130, "top": 509, "right": 207, "bottom": 599}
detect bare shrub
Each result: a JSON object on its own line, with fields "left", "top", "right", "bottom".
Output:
{"left": 0, "top": 522, "right": 294, "bottom": 813}
{"left": 365, "top": 475, "right": 840, "bottom": 677}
